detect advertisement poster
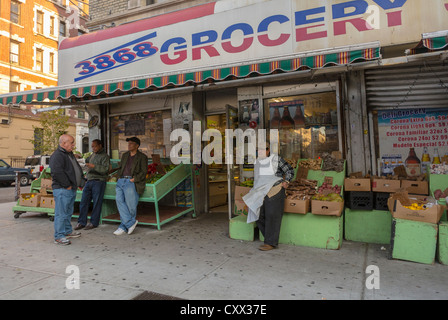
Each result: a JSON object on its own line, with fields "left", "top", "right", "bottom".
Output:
{"left": 377, "top": 108, "right": 448, "bottom": 176}
{"left": 239, "top": 99, "right": 260, "bottom": 128}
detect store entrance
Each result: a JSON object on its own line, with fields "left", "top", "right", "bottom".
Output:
{"left": 206, "top": 113, "right": 228, "bottom": 213}
{"left": 206, "top": 106, "right": 239, "bottom": 215}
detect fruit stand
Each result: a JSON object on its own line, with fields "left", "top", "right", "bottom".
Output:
{"left": 230, "top": 154, "right": 347, "bottom": 250}
{"left": 14, "top": 162, "right": 196, "bottom": 231}
{"left": 98, "top": 162, "right": 195, "bottom": 230}
{"left": 12, "top": 168, "right": 54, "bottom": 219}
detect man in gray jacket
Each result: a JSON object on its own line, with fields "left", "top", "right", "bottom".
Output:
{"left": 75, "top": 139, "right": 110, "bottom": 230}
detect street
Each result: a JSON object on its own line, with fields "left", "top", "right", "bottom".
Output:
{"left": 0, "top": 185, "right": 30, "bottom": 204}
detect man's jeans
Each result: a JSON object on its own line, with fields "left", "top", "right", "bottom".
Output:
{"left": 115, "top": 178, "right": 139, "bottom": 232}
{"left": 78, "top": 180, "right": 106, "bottom": 227}
{"left": 53, "top": 188, "right": 77, "bottom": 240}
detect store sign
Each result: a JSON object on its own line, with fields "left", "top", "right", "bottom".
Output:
{"left": 59, "top": 0, "right": 448, "bottom": 84}
{"left": 377, "top": 108, "right": 448, "bottom": 175}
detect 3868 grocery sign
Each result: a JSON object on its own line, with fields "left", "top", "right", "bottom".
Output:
{"left": 74, "top": 32, "right": 158, "bottom": 82}
{"left": 59, "top": 0, "right": 448, "bottom": 84}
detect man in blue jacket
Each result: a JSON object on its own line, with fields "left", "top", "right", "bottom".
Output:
{"left": 50, "top": 134, "right": 85, "bottom": 245}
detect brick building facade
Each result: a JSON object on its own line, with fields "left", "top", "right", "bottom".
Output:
{"left": 87, "top": 0, "right": 210, "bottom": 31}
{"left": 0, "top": 0, "right": 89, "bottom": 164}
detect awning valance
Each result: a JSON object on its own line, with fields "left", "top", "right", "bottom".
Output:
{"left": 0, "top": 44, "right": 380, "bottom": 106}
{"left": 408, "top": 30, "right": 448, "bottom": 55}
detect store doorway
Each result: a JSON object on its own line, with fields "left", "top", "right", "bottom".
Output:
{"left": 206, "top": 105, "right": 239, "bottom": 216}
{"left": 206, "top": 113, "right": 228, "bottom": 213}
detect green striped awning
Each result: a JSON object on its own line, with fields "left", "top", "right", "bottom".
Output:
{"left": 0, "top": 46, "right": 380, "bottom": 106}
{"left": 408, "top": 30, "right": 448, "bottom": 55}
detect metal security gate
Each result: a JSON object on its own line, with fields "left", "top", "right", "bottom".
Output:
{"left": 364, "top": 60, "right": 448, "bottom": 175}
{"left": 365, "top": 61, "right": 448, "bottom": 110}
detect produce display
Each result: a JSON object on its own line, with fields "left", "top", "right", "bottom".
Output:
{"left": 312, "top": 193, "right": 344, "bottom": 202}
{"left": 21, "top": 194, "right": 38, "bottom": 200}
{"left": 403, "top": 202, "right": 426, "bottom": 210}
{"left": 311, "top": 182, "right": 343, "bottom": 202}
{"left": 389, "top": 191, "right": 435, "bottom": 210}
{"left": 433, "top": 188, "right": 448, "bottom": 200}
{"left": 430, "top": 164, "right": 448, "bottom": 175}
{"left": 285, "top": 159, "right": 297, "bottom": 169}
{"left": 239, "top": 179, "right": 254, "bottom": 188}
{"left": 107, "top": 163, "right": 178, "bottom": 184}
{"left": 317, "top": 182, "right": 342, "bottom": 195}
{"left": 145, "top": 164, "right": 177, "bottom": 184}
{"left": 321, "top": 152, "right": 345, "bottom": 172}
{"left": 285, "top": 179, "right": 317, "bottom": 200}
{"left": 297, "top": 159, "right": 321, "bottom": 170}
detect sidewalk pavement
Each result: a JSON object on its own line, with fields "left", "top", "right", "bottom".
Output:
{"left": 0, "top": 201, "right": 447, "bottom": 301}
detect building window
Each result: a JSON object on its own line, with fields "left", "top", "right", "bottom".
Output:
{"left": 59, "top": 21, "right": 66, "bottom": 37}
{"left": 10, "top": 41, "right": 19, "bottom": 65}
{"left": 49, "top": 52, "right": 55, "bottom": 73}
{"left": 36, "top": 49, "right": 43, "bottom": 72}
{"left": 146, "top": 0, "right": 155, "bottom": 5}
{"left": 50, "top": 16, "right": 55, "bottom": 36}
{"left": 78, "top": 110, "right": 85, "bottom": 119}
{"left": 36, "top": 11, "right": 44, "bottom": 34}
{"left": 11, "top": 1, "right": 20, "bottom": 24}
{"left": 9, "top": 81, "right": 20, "bottom": 93}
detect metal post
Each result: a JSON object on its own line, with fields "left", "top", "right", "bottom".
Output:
{"left": 14, "top": 171, "right": 20, "bottom": 201}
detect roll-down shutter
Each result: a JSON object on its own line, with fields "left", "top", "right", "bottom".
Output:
{"left": 365, "top": 62, "right": 448, "bottom": 109}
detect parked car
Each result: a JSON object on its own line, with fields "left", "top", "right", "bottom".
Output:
{"left": 24, "top": 155, "right": 50, "bottom": 179}
{"left": 0, "top": 159, "right": 32, "bottom": 186}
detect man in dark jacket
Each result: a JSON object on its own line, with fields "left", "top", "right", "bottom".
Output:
{"left": 113, "top": 137, "right": 148, "bottom": 235}
{"left": 75, "top": 139, "right": 110, "bottom": 231}
{"left": 50, "top": 134, "right": 85, "bottom": 245}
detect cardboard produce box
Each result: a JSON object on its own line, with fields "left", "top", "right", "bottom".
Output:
{"left": 40, "top": 195, "right": 55, "bottom": 209}
{"left": 234, "top": 199, "right": 249, "bottom": 216}
{"left": 284, "top": 198, "right": 310, "bottom": 214}
{"left": 234, "top": 186, "right": 251, "bottom": 201}
{"left": 344, "top": 178, "right": 371, "bottom": 191}
{"left": 40, "top": 178, "right": 52, "bottom": 190}
{"left": 372, "top": 179, "right": 401, "bottom": 193}
{"left": 311, "top": 200, "right": 344, "bottom": 217}
{"left": 387, "top": 197, "right": 443, "bottom": 224}
{"left": 19, "top": 193, "right": 41, "bottom": 207}
{"left": 401, "top": 180, "right": 428, "bottom": 195}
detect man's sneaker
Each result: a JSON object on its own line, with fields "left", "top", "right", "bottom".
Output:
{"left": 54, "top": 238, "right": 71, "bottom": 245}
{"left": 128, "top": 220, "right": 138, "bottom": 235}
{"left": 113, "top": 228, "right": 125, "bottom": 235}
{"left": 66, "top": 232, "right": 81, "bottom": 239}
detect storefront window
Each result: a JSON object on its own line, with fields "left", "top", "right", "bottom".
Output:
{"left": 110, "top": 110, "right": 171, "bottom": 159}
{"left": 264, "top": 92, "right": 339, "bottom": 159}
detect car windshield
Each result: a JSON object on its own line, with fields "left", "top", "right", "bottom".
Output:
{"left": 25, "top": 158, "right": 39, "bottom": 166}
{"left": 0, "top": 160, "right": 8, "bottom": 168}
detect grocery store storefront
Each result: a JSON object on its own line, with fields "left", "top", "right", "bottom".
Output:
{"left": 1, "top": 0, "right": 448, "bottom": 242}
